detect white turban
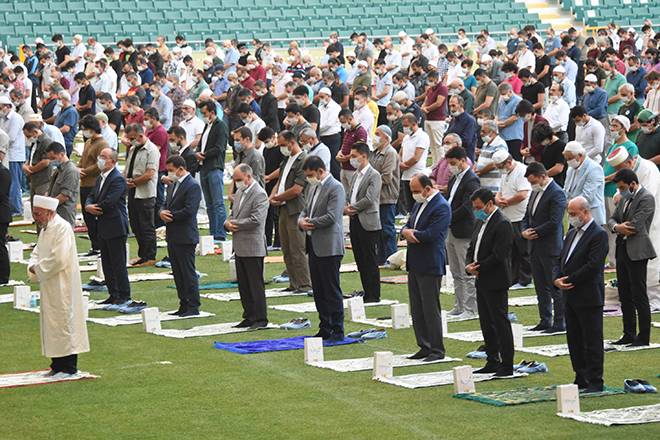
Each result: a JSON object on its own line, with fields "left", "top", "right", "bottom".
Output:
{"left": 33, "top": 195, "right": 59, "bottom": 211}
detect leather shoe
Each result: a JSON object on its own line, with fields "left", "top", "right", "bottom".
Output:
{"left": 542, "top": 325, "right": 565, "bottom": 334}
{"left": 327, "top": 333, "right": 345, "bottom": 342}
{"left": 494, "top": 368, "right": 514, "bottom": 377}
{"left": 582, "top": 384, "right": 604, "bottom": 393}
{"left": 313, "top": 331, "right": 331, "bottom": 339}
{"left": 233, "top": 319, "right": 252, "bottom": 328}
{"left": 179, "top": 310, "right": 200, "bottom": 317}
{"left": 407, "top": 350, "right": 430, "bottom": 360}
{"left": 611, "top": 335, "right": 634, "bottom": 345}
{"left": 99, "top": 297, "right": 115, "bottom": 305}
{"left": 363, "top": 297, "right": 381, "bottom": 304}
{"left": 627, "top": 340, "right": 650, "bottom": 347}
{"left": 530, "top": 322, "right": 550, "bottom": 331}
{"left": 249, "top": 321, "right": 269, "bottom": 330}
{"left": 422, "top": 353, "right": 445, "bottom": 362}
{"left": 474, "top": 363, "right": 501, "bottom": 374}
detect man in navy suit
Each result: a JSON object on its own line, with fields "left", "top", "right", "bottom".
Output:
{"left": 554, "top": 196, "right": 608, "bottom": 393}
{"left": 401, "top": 173, "right": 451, "bottom": 362}
{"left": 84, "top": 148, "right": 131, "bottom": 305}
{"left": 466, "top": 188, "right": 515, "bottom": 376}
{"left": 522, "top": 162, "right": 568, "bottom": 333}
{"left": 159, "top": 155, "right": 202, "bottom": 316}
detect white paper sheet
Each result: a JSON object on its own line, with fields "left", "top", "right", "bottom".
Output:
{"left": 0, "top": 370, "right": 99, "bottom": 388}
{"left": 558, "top": 403, "right": 660, "bottom": 426}
{"left": 445, "top": 326, "right": 566, "bottom": 342}
{"left": 201, "top": 288, "right": 303, "bottom": 302}
{"left": 309, "top": 354, "right": 462, "bottom": 372}
{"left": 518, "top": 342, "right": 660, "bottom": 357}
{"left": 87, "top": 310, "right": 214, "bottom": 326}
{"left": 150, "top": 322, "right": 279, "bottom": 338}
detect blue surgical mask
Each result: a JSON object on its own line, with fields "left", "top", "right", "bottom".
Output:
{"left": 619, "top": 188, "right": 633, "bottom": 200}
{"left": 235, "top": 142, "right": 245, "bottom": 153}
{"left": 473, "top": 209, "right": 488, "bottom": 221}
{"left": 50, "top": 160, "right": 61, "bottom": 168}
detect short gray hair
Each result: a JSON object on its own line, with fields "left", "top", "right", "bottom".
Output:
{"left": 482, "top": 120, "right": 499, "bottom": 134}
{"left": 443, "top": 133, "right": 463, "bottom": 146}
{"left": 618, "top": 83, "right": 634, "bottom": 94}
{"left": 498, "top": 82, "right": 512, "bottom": 94}
{"left": 300, "top": 128, "right": 317, "bottom": 140}
{"left": 236, "top": 163, "right": 253, "bottom": 176}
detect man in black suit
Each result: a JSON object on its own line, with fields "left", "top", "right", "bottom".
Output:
{"left": 444, "top": 146, "right": 480, "bottom": 319}
{"left": 554, "top": 196, "right": 609, "bottom": 393}
{"left": 0, "top": 148, "right": 11, "bottom": 284}
{"left": 254, "top": 80, "right": 280, "bottom": 133}
{"left": 168, "top": 126, "right": 199, "bottom": 177}
{"left": 84, "top": 148, "right": 131, "bottom": 305}
{"left": 466, "top": 188, "right": 515, "bottom": 376}
{"left": 160, "top": 155, "right": 202, "bottom": 317}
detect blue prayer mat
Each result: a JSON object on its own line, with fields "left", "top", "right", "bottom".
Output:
{"left": 213, "top": 336, "right": 361, "bottom": 354}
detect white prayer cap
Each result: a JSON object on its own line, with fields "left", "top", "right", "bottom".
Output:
{"left": 425, "top": 28, "right": 434, "bottom": 35}
{"left": 611, "top": 114, "right": 631, "bottom": 132}
{"left": 95, "top": 112, "right": 108, "bottom": 123}
{"left": 457, "top": 37, "right": 470, "bottom": 47}
{"left": 33, "top": 195, "right": 59, "bottom": 211}
{"left": 606, "top": 147, "right": 630, "bottom": 167}
{"left": 199, "top": 88, "right": 213, "bottom": 99}
{"left": 393, "top": 91, "right": 408, "bottom": 103}
{"left": 26, "top": 113, "right": 43, "bottom": 123}
{"left": 480, "top": 54, "right": 492, "bottom": 63}
{"left": 318, "top": 87, "right": 332, "bottom": 96}
{"left": 584, "top": 73, "right": 598, "bottom": 83}
{"left": 553, "top": 65, "right": 566, "bottom": 74}
{"left": 376, "top": 124, "right": 392, "bottom": 140}
{"left": 357, "top": 60, "right": 368, "bottom": 68}
{"left": 563, "top": 141, "right": 585, "bottom": 155}
{"left": 182, "top": 99, "right": 196, "bottom": 108}
{"left": 398, "top": 31, "right": 407, "bottom": 38}
{"left": 74, "top": 34, "right": 83, "bottom": 41}
{"left": 492, "top": 149, "right": 511, "bottom": 164}
{"left": 0, "top": 95, "right": 12, "bottom": 105}
{"left": 35, "top": 37, "right": 44, "bottom": 45}
{"left": 627, "top": 27, "right": 635, "bottom": 33}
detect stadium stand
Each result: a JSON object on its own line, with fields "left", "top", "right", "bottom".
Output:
{"left": 562, "top": 0, "right": 658, "bottom": 27}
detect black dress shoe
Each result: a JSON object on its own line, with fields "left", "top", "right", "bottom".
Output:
{"left": 327, "top": 333, "right": 345, "bottom": 342}
{"left": 84, "top": 249, "right": 101, "bottom": 257}
{"left": 627, "top": 340, "right": 650, "bottom": 347}
{"left": 611, "top": 335, "right": 634, "bottom": 345}
{"left": 233, "top": 319, "right": 252, "bottom": 328}
{"left": 582, "top": 384, "right": 604, "bottom": 393}
{"left": 313, "top": 331, "right": 331, "bottom": 339}
{"left": 249, "top": 321, "right": 269, "bottom": 330}
{"left": 422, "top": 353, "right": 446, "bottom": 362}
{"left": 179, "top": 310, "right": 200, "bottom": 317}
{"left": 543, "top": 325, "right": 566, "bottom": 334}
{"left": 530, "top": 322, "right": 551, "bottom": 331}
{"left": 494, "top": 368, "right": 514, "bottom": 377}
{"left": 363, "top": 297, "right": 381, "bottom": 304}
{"left": 474, "top": 363, "right": 501, "bottom": 374}
{"left": 99, "top": 297, "right": 115, "bottom": 305}
{"left": 407, "top": 350, "right": 430, "bottom": 360}
{"left": 169, "top": 309, "right": 184, "bottom": 316}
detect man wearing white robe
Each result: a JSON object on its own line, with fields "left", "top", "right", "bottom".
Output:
{"left": 607, "top": 148, "right": 660, "bottom": 311}
{"left": 28, "top": 195, "right": 89, "bottom": 376}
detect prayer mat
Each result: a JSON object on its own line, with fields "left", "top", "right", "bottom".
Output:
{"left": 453, "top": 385, "right": 624, "bottom": 406}
{"left": 89, "top": 273, "right": 180, "bottom": 284}
{"left": 151, "top": 322, "right": 279, "bottom": 338}
{"left": 509, "top": 283, "right": 534, "bottom": 291}
{"left": 381, "top": 275, "right": 408, "bottom": 284}
{"left": 19, "top": 229, "right": 37, "bottom": 235}
{"left": 264, "top": 255, "right": 285, "bottom": 264}
{"left": 446, "top": 326, "right": 566, "bottom": 342}
{"left": 0, "top": 294, "right": 13, "bottom": 304}
{"left": 376, "top": 369, "right": 528, "bottom": 389}
{"left": 446, "top": 313, "right": 479, "bottom": 323}
{"left": 179, "top": 282, "right": 238, "bottom": 290}
{"left": 508, "top": 296, "right": 538, "bottom": 307}
{"left": 9, "top": 220, "right": 34, "bottom": 227}
{"left": 0, "top": 370, "right": 99, "bottom": 389}
{"left": 339, "top": 263, "right": 359, "bottom": 273}
{"left": 201, "top": 288, "right": 303, "bottom": 302}
{"left": 269, "top": 299, "right": 398, "bottom": 313}
{"left": 14, "top": 305, "right": 39, "bottom": 314}
{"left": 0, "top": 280, "right": 25, "bottom": 288}
{"left": 653, "top": 322, "right": 660, "bottom": 328}
{"left": 87, "top": 310, "right": 214, "bottom": 326}
{"left": 308, "top": 354, "right": 461, "bottom": 372}
{"left": 558, "top": 403, "right": 660, "bottom": 426}
{"left": 213, "top": 335, "right": 361, "bottom": 354}
{"left": 518, "top": 342, "right": 660, "bottom": 357}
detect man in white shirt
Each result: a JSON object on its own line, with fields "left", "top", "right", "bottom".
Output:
{"left": 400, "top": 113, "right": 430, "bottom": 212}
{"left": 317, "top": 87, "right": 342, "bottom": 178}
{"left": 352, "top": 90, "right": 374, "bottom": 148}
{"left": 91, "top": 58, "right": 116, "bottom": 102}
{"left": 493, "top": 150, "right": 532, "bottom": 288}
{"left": 543, "top": 83, "right": 570, "bottom": 137}
{"left": 552, "top": 65, "right": 576, "bottom": 108}
{"left": 571, "top": 106, "right": 606, "bottom": 164}
{"left": 516, "top": 43, "right": 536, "bottom": 73}
{"left": 179, "top": 99, "right": 205, "bottom": 147}
{"left": 95, "top": 112, "right": 118, "bottom": 151}
{"left": 383, "top": 37, "right": 402, "bottom": 75}
{"left": 70, "top": 35, "right": 87, "bottom": 74}
{"left": 237, "top": 103, "right": 266, "bottom": 142}
{"left": 0, "top": 96, "right": 25, "bottom": 215}
{"left": 87, "top": 37, "right": 105, "bottom": 61}
{"left": 398, "top": 31, "right": 415, "bottom": 70}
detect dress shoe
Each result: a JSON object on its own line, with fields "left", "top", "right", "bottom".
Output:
{"left": 249, "top": 321, "right": 269, "bottom": 330}
{"left": 494, "top": 367, "right": 514, "bottom": 377}
{"left": 179, "top": 310, "right": 200, "bottom": 317}
{"left": 422, "top": 353, "right": 445, "bottom": 362}
{"left": 313, "top": 331, "right": 331, "bottom": 339}
{"left": 627, "top": 340, "right": 650, "bottom": 347}
{"left": 169, "top": 309, "right": 184, "bottom": 316}
{"left": 542, "top": 325, "right": 565, "bottom": 334}
{"left": 582, "top": 384, "right": 604, "bottom": 393}
{"left": 84, "top": 249, "right": 101, "bottom": 257}
{"left": 327, "top": 333, "right": 345, "bottom": 342}
{"left": 99, "top": 297, "right": 116, "bottom": 305}
{"left": 530, "top": 322, "right": 550, "bottom": 332}
{"left": 447, "top": 308, "right": 463, "bottom": 316}
{"left": 474, "top": 363, "right": 501, "bottom": 374}
{"left": 233, "top": 319, "right": 252, "bottom": 328}
{"left": 407, "top": 350, "right": 430, "bottom": 360}
{"left": 363, "top": 297, "right": 381, "bottom": 304}
{"left": 611, "top": 335, "right": 634, "bottom": 345}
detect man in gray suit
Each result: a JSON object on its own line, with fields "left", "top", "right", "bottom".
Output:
{"left": 298, "top": 156, "right": 346, "bottom": 341}
{"left": 345, "top": 142, "right": 382, "bottom": 302}
{"left": 225, "top": 164, "right": 270, "bottom": 329}
{"left": 608, "top": 168, "right": 656, "bottom": 346}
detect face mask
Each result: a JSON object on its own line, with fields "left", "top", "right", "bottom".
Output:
{"left": 203, "top": 116, "right": 212, "bottom": 125}
{"left": 450, "top": 111, "right": 462, "bottom": 117}
{"left": 501, "top": 95, "right": 511, "bottom": 103}
{"left": 280, "top": 146, "right": 291, "bottom": 157}
{"left": 169, "top": 141, "right": 180, "bottom": 153}
{"left": 448, "top": 164, "right": 461, "bottom": 176}
{"left": 341, "top": 122, "right": 352, "bottom": 130}
{"left": 373, "top": 135, "right": 382, "bottom": 146}
{"left": 265, "top": 140, "right": 277, "bottom": 149}
{"left": 641, "top": 126, "right": 655, "bottom": 134}
{"left": 144, "top": 120, "right": 153, "bottom": 129}
{"left": 286, "top": 117, "right": 297, "bottom": 126}
{"left": 306, "top": 176, "right": 320, "bottom": 186}
{"left": 96, "top": 157, "right": 106, "bottom": 169}
{"left": 50, "top": 160, "right": 61, "bottom": 168}
{"left": 349, "top": 158, "right": 362, "bottom": 169}
{"left": 448, "top": 89, "right": 459, "bottom": 96}
{"left": 235, "top": 142, "right": 245, "bottom": 153}
{"left": 235, "top": 180, "right": 246, "bottom": 190}
{"left": 241, "top": 117, "right": 251, "bottom": 124}
{"left": 611, "top": 129, "right": 622, "bottom": 138}
{"left": 504, "top": 72, "right": 513, "bottom": 79}
{"left": 302, "top": 143, "right": 312, "bottom": 152}
{"left": 403, "top": 127, "right": 412, "bottom": 135}
{"left": 576, "top": 120, "right": 586, "bottom": 127}
{"left": 168, "top": 171, "right": 179, "bottom": 183}
{"left": 568, "top": 215, "right": 583, "bottom": 229}
{"left": 354, "top": 101, "right": 365, "bottom": 109}
{"left": 295, "top": 98, "right": 305, "bottom": 106}
{"left": 481, "top": 135, "right": 491, "bottom": 144}
{"left": 619, "top": 188, "right": 633, "bottom": 200}
{"left": 584, "top": 85, "right": 595, "bottom": 93}
{"left": 531, "top": 183, "right": 542, "bottom": 191}
{"left": 549, "top": 95, "right": 559, "bottom": 104}
{"left": 386, "top": 114, "right": 397, "bottom": 121}
{"left": 131, "top": 139, "right": 142, "bottom": 147}
{"left": 473, "top": 209, "right": 488, "bottom": 221}
{"left": 412, "top": 192, "right": 426, "bottom": 204}
{"left": 567, "top": 158, "right": 580, "bottom": 169}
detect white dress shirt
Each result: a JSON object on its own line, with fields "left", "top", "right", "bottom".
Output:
{"left": 319, "top": 99, "right": 341, "bottom": 137}
{"left": 543, "top": 97, "right": 570, "bottom": 132}
{"left": 413, "top": 190, "right": 438, "bottom": 228}
{"left": 350, "top": 164, "right": 370, "bottom": 205}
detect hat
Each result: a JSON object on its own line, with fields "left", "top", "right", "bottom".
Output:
{"left": 318, "top": 87, "right": 332, "bottom": 96}
{"left": 357, "top": 60, "right": 368, "bottom": 68}
{"left": 425, "top": 28, "right": 434, "bottom": 35}
{"left": 95, "top": 112, "right": 108, "bottom": 123}
{"left": 612, "top": 115, "right": 631, "bottom": 131}
{"left": 25, "top": 113, "right": 43, "bottom": 123}
{"left": 553, "top": 65, "right": 566, "bottom": 74}
{"left": 606, "top": 147, "right": 631, "bottom": 167}
{"left": 376, "top": 124, "right": 392, "bottom": 140}
{"left": 0, "top": 95, "right": 12, "bottom": 105}
{"left": 637, "top": 108, "right": 657, "bottom": 123}
{"left": 627, "top": 27, "right": 635, "bottom": 33}
{"left": 33, "top": 195, "right": 59, "bottom": 211}
{"left": 457, "top": 37, "right": 470, "bottom": 47}
{"left": 34, "top": 37, "right": 44, "bottom": 45}
{"left": 398, "top": 31, "right": 407, "bottom": 38}
{"left": 563, "top": 140, "right": 585, "bottom": 155}
{"left": 182, "top": 99, "right": 196, "bottom": 108}
{"left": 492, "top": 149, "right": 511, "bottom": 164}
{"left": 585, "top": 73, "right": 598, "bottom": 83}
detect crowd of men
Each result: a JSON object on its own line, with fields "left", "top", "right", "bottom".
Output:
{"left": 0, "top": 21, "right": 659, "bottom": 384}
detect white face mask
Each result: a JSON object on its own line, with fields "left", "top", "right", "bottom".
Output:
{"left": 531, "top": 183, "right": 542, "bottom": 191}
{"left": 168, "top": 171, "right": 179, "bottom": 183}
{"left": 96, "top": 157, "right": 106, "bottom": 170}
{"left": 235, "top": 180, "right": 247, "bottom": 190}
{"left": 306, "top": 175, "right": 320, "bottom": 186}
{"left": 412, "top": 192, "right": 426, "bottom": 203}
{"left": 280, "top": 146, "right": 291, "bottom": 157}
{"left": 568, "top": 215, "right": 583, "bottom": 229}
{"left": 84, "top": 129, "right": 94, "bottom": 138}
{"left": 341, "top": 122, "right": 352, "bottom": 130}
{"left": 403, "top": 127, "right": 412, "bottom": 135}
{"left": 374, "top": 135, "right": 382, "bottom": 146}
{"left": 349, "top": 158, "right": 362, "bottom": 169}
{"left": 448, "top": 164, "right": 461, "bottom": 176}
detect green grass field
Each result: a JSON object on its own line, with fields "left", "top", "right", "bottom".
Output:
{"left": 1, "top": 156, "right": 659, "bottom": 438}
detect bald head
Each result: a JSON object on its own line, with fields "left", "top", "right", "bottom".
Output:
{"left": 567, "top": 196, "right": 592, "bottom": 227}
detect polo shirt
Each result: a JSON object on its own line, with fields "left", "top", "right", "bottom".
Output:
{"left": 125, "top": 140, "right": 159, "bottom": 199}
{"left": 424, "top": 83, "right": 448, "bottom": 121}
{"left": 497, "top": 95, "right": 524, "bottom": 141}
{"left": 499, "top": 161, "right": 531, "bottom": 222}
{"left": 401, "top": 128, "right": 429, "bottom": 181}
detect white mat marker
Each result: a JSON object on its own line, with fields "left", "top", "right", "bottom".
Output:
{"left": 270, "top": 299, "right": 398, "bottom": 313}
{"left": 202, "top": 289, "right": 304, "bottom": 302}
{"left": 518, "top": 342, "right": 660, "bottom": 357}
{"left": 87, "top": 310, "right": 215, "bottom": 327}
{"left": 0, "top": 370, "right": 99, "bottom": 389}
{"left": 150, "top": 322, "right": 279, "bottom": 338}
{"left": 308, "top": 353, "right": 461, "bottom": 373}
{"left": 557, "top": 384, "right": 580, "bottom": 415}
{"left": 304, "top": 337, "right": 324, "bottom": 364}
{"left": 453, "top": 365, "right": 475, "bottom": 394}
{"left": 375, "top": 369, "right": 528, "bottom": 389}
{"left": 198, "top": 235, "right": 215, "bottom": 256}
{"left": 557, "top": 403, "right": 660, "bottom": 426}
{"left": 8, "top": 241, "right": 24, "bottom": 262}
{"left": 13, "top": 285, "right": 32, "bottom": 309}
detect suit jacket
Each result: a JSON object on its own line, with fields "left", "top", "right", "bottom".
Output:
{"left": 466, "top": 209, "right": 513, "bottom": 290}
{"left": 446, "top": 169, "right": 480, "bottom": 238}
{"left": 0, "top": 163, "right": 10, "bottom": 224}
{"left": 563, "top": 157, "right": 606, "bottom": 225}
{"left": 198, "top": 117, "right": 228, "bottom": 172}
{"left": 257, "top": 92, "right": 280, "bottom": 132}
{"left": 229, "top": 182, "right": 268, "bottom": 257}
{"left": 299, "top": 175, "right": 345, "bottom": 257}
{"left": 607, "top": 187, "right": 657, "bottom": 261}
{"left": 162, "top": 174, "right": 201, "bottom": 246}
{"left": 347, "top": 165, "right": 382, "bottom": 231}
{"left": 555, "top": 220, "right": 608, "bottom": 308}
{"left": 403, "top": 192, "right": 451, "bottom": 276}
{"left": 178, "top": 145, "right": 199, "bottom": 177}
{"left": 85, "top": 167, "right": 128, "bottom": 240}
{"left": 522, "top": 179, "right": 567, "bottom": 256}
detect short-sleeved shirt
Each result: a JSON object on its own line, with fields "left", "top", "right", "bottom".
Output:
{"left": 424, "top": 83, "right": 448, "bottom": 121}
{"left": 54, "top": 106, "right": 79, "bottom": 148}
{"left": 147, "top": 125, "right": 169, "bottom": 172}
{"left": 104, "top": 108, "right": 123, "bottom": 134}
{"left": 329, "top": 82, "right": 349, "bottom": 107}
{"left": 301, "top": 104, "right": 321, "bottom": 133}
{"left": 375, "top": 73, "right": 393, "bottom": 107}
{"left": 47, "top": 160, "right": 80, "bottom": 226}
{"left": 77, "top": 85, "right": 96, "bottom": 118}
{"left": 604, "top": 73, "right": 627, "bottom": 115}
{"left": 125, "top": 140, "right": 159, "bottom": 199}
{"left": 541, "top": 139, "right": 567, "bottom": 187}
{"left": 498, "top": 95, "right": 524, "bottom": 141}
{"left": 521, "top": 82, "right": 545, "bottom": 110}
{"left": 617, "top": 101, "right": 642, "bottom": 142}
{"left": 401, "top": 128, "right": 430, "bottom": 181}
{"left": 475, "top": 80, "right": 499, "bottom": 115}
{"left": 535, "top": 55, "right": 552, "bottom": 87}
{"left": 55, "top": 46, "right": 70, "bottom": 65}
{"left": 179, "top": 116, "right": 205, "bottom": 144}
{"left": 341, "top": 125, "right": 368, "bottom": 170}
{"left": 636, "top": 129, "right": 660, "bottom": 170}
{"left": 499, "top": 161, "right": 531, "bottom": 222}
{"left": 476, "top": 136, "right": 508, "bottom": 192}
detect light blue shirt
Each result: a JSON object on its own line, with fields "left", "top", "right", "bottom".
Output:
{"left": 224, "top": 48, "right": 239, "bottom": 78}
{"left": 497, "top": 95, "right": 523, "bottom": 141}
{"left": 43, "top": 123, "right": 65, "bottom": 147}
{"left": 561, "top": 78, "right": 576, "bottom": 108}
{"left": 152, "top": 93, "right": 173, "bottom": 129}
{"left": 562, "top": 58, "right": 578, "bottom": 83}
